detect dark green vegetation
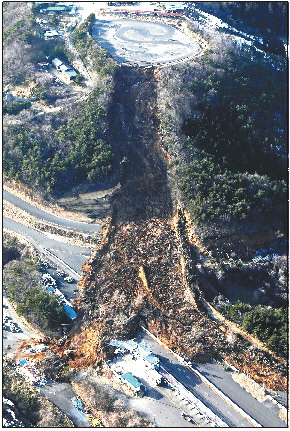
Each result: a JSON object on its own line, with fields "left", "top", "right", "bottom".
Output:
{"left": 3, "top": 234, "right": 24, "bottom": 266}
{"left": 219, "top": 301, "right": 287, "bottom": 357}
{"left": 72, "top": 13, "right": 116, "bottom": 77}
{"left": 178, "top": 48, "right": 287, "bottom": 226}
{"left": 195, "top": 1, "right": 287, "bottom": 56}
{"left": 4, "top": 100, "right": 32, "bottom": 115}
{"left": 3, "top": 364, "right": 72, "bottom": 427}
{"left": 4, "top": 89, "right": 112, "bottom": 196}
{"left": 3, "top": 4, "right": 114, "bottom": 197}
{"left": 3, "top": 244, "right": 69, "bottom": 335}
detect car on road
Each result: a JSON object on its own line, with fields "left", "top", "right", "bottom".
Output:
{"left": 39, "top": 259, "right": 49, "bottom": 269}
{"left": 10, "top": 323, "right": 19, "bottom": 333}
{"left": 71, "top": 396, "right": 85, "bottom": 412}
{"left": 42, "top": 273, "right": 57, "bottom": 287}
{"left": 181, "top": 413, "right": 194, "bottom": 423}
{"left": 64, "top": 276, "right": 74, "bottom": 283}
{"left": 56, "top": 269, "right": 65, "bottom": 277}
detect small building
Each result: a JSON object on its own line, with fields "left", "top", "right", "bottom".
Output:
{"left": 43, "top": 6, "right": 72, "bottom": 13}
{"left": 52, "top": 57, "right": 78, "bottom": 83}
{"left": 52, "top": 58, "right": 63, "bottom": 70}
{"left": 121, "top": 372, "right": 145, "bottom": 395}
{"left": 44, "top": 30, "right": 59, "bottom": 39}
{"left": 144, "top": 353, "right": 159, "bottom": 369}
{"left": 59, "top": 63, "right": 70, "bottom": 72}
{"left": 63, "top": 70, "right": 78, "bottom": 83}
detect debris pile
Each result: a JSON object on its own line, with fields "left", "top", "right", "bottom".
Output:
{"left": 58, "top": 62, "right": 286, "bottom": 393}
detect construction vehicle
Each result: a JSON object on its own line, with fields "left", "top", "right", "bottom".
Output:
{"left": 92, "top": 418, "right": 102, "bottom": 427}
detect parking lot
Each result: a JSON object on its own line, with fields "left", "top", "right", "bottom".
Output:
{"left": 91, "top": 18, "right": 202, "bottom": 66}
{"left": 39, "top": 260, "right": 78, "bottom": 302}
{"left": 108, "top": 338, "right": 226, "bottom": 427}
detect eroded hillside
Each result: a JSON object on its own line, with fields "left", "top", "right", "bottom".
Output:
{"left": 61, "top": 65, "right": 287, "bottom": 392}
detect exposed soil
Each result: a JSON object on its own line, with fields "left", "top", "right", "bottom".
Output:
{"left": 57, "top": 64, "right": 287, "bottom": 393}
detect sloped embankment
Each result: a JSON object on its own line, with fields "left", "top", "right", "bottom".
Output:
{"left": 62, "top": 66, "right": 287, "bottom": 392}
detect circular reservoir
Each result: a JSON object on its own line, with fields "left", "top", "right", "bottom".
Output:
{"left": 91, "top": 18, "right": 203, "bottom": 66}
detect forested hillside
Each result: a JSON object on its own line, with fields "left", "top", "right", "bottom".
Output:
{"left": 157, "top": 30, "right": 287, "bottom": 235}
{"left": 179, "top": 47, "right": 287, "bottom": 227}
{"left": 195, "top": 1, "right": 288, "bottom": 56}
{"left": 3, "top": 1, "right": 288, "bottom": 397}
{"left": 4, "top": 90, "right": 112, "bottom": 196}
{"left": 3, "top": 6, "right": 115, "bottom": 198}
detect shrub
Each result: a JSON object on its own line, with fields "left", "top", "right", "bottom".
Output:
{"left": 4, "top": 258, "right": 69, "bottom": 335}
{"left": 4, "top": 101, "right": 32, "bottom": 115}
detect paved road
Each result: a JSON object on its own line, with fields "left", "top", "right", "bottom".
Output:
{"left": 131, "top": 388, "right": 194, "bottom": 428}
{"left": 4, "top": 217, "right": 91, "bottom": 275}
{"left": 45, "top": 267, "right": 79, "bottom": 302}
{"left": 40, "top": 382, "right": 91, "bottom": 427}
{"left": 4, "top": 190, "right": 101, "bottom": 234}
{"left": 136, "top": 332, "right": 255, "bottom": 427}
{"left": 194, "top": 361, "right": 287, "bottom": 428}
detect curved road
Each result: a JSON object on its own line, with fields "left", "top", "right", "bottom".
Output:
{"left": 4, "top": 217, "right": 91, "bottom": 276}
{"left": 4, "top": 190, "right": 101, "bottom": 234}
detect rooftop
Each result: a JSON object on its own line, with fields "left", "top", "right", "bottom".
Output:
{"left": 121, "top": 372, "right": 142, "bottom": 389}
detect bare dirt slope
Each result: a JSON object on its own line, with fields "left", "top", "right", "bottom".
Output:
{"left": 60, "top": 65, "right": 287, "bottom": 392}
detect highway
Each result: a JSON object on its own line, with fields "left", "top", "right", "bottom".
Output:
{"left": 3, "top": 217, "right": 91, "bottom": 276}
{"left": 136, "top": 332, "right": 255, "bottom": 427}
{"left": 4, "top": 190, "right": 101, "bottom": 234}
{"left": 130, "top": 386, "right": 195, "bottom": 427}
{"left": 195, "top": 361, "right": 286, "bottom": 428}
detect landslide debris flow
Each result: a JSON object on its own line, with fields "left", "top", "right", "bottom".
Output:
{"left": 62, "top": 65, "right": 287, "bottom": 392}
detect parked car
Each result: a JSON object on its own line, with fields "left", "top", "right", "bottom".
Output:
{"left": 10, "top": 324, "right": 17, "bottom": 333}
{"left": 64, "top": 276, "right": 74, "bottom": 283}
{"left": 39, "top": 259, "right": 49, "bottom": 268}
